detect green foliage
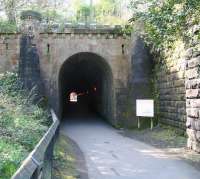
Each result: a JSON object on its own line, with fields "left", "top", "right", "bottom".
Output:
{"left": 0, "top": 20, "right": 17, "bottom": 33}
{"left": 129, "top": 1, "right": 192, "bottom": 124}
{"left": 53, "top": 134, "right": 77, "bottom": 179}
{"left": 0, "top": 139, "right": 27, "bottom": 179}
{"left": 1, "top": 0, "right": 130, "bottom": 27}
{"left": 0, "top": 72, "right": 49, "bottom": 178}
{"left": 121, "top": 25, "right": 133, "bottom": 35}
{"left": 95, "top": 0, "right": 120, "bottom": 16}
{"left": 43, "top": 9, "right": 63, "bottom": 23}
{"left": 76, "top": 4, "right": 91, "bottom": 24}
{"left": 80, "top": 5, "right": 91, "bottom": 17}
{"left": 130, "top": 0, "right": 200, "bottom": 53}
{"left": 129, "top": 0, "right": 200, "bottom": 125}
{"left": 95, "top": 0, "right": 125, "bottom": 25}
{"left": 20, "top": 10, "right": 42, "bottom": 21}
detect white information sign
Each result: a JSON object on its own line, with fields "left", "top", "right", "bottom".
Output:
{"left": 136, "top": 99, "right": 154, "bottom": 117}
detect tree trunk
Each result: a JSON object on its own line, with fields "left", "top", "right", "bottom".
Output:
{"left": 5, "top": 0, "right": 16, "bottom": 24}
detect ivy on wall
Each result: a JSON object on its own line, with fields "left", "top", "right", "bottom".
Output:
{"left": 129, "top": 0, "right": 200, "bottom": 127}
{"left": 130, "top": 0, "right": 200, "bottom": 55}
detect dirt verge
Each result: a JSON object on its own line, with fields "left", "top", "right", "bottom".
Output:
{"left": 52, "top": 133, "right": 88, "bottom": 179}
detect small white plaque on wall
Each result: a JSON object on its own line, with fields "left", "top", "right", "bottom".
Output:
{"left": 136, "top": 99, "right": 154, "bottom": 117}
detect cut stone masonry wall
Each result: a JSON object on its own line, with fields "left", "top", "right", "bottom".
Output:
{"left": 0, "top": 34, "right": 20, "bottom": 73}
{"left": 185, "top": 48, "right": 200, "bottom": 152}
{"left": 156, "top": 50, "right": 186, "bottom": 131}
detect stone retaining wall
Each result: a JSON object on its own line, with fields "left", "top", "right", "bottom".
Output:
{"left": 0, "top": 34, "right": 20, "bottom": 73}
{"left": 185, "top": 48, "right": 200, "bottom": 152}
{"left": 156, "top": 50, "right": 186, "bottom": 131}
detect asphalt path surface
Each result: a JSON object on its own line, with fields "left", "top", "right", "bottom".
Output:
{"left": 61, "top": 117, "right": 200, "bottom": 179}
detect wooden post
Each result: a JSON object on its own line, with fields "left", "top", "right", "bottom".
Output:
{"left": 138, "top": 117, "right": 140, "bottom": 129}
{"left": 151, "top": 118, "right": 153, "bottom": 130}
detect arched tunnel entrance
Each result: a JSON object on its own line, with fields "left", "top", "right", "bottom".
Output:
{"left": 59, "top": 52, "right": 113, "bottom": 121}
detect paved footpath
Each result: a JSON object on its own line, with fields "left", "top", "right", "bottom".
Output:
{"left": 61, "top": 117, "right": 200, "bottom": 179}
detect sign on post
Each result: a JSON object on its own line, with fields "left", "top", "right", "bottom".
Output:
{"left": 136, "top": 99, "right": 154, "bottom": 117}
{"left": 136, "top": 99, "right": 154, "bottom": 129}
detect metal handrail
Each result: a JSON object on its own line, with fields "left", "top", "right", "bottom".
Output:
{"left": 12, "top": 109, "right": 60, "bottom": 179}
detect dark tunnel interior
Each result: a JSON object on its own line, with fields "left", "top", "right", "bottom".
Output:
{"left": 59, "top": 52, "right": 113, "bottom": 120}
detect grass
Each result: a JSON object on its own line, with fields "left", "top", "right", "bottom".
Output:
{"left": 53, "top": 134, "right": 78, "bottom": 179}
{"left": 0, "top": 72, "right": 50, "bottom": 179}
{"left": 123, "top": 123, "right": 187, "bottom": 149}
{"left": 150, "top": 125, "right": 187, "bottom": 148}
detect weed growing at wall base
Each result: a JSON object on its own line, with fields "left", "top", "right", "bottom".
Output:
{"left": 0, "top": 72, "right": 49, "bottom": 179}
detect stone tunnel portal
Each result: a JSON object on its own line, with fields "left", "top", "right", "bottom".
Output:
{"left": 59, "top": 52, "right": 113, "bottom": 120}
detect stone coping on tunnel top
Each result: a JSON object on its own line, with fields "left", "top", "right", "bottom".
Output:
{"left": 65, "top": 27, "right": 121, "bottom": 34}
{"left": 0, "top": 34, "right": 20, "bottom": 42}
{"left": 0, "top": 33, "right": 20, "bottom": 37}
{"left": 0, "top": 30, "right": 131, "bottom": 40}
{"left": 40, "top": 23, "right": 123, "bottom": 31}
{"left": 0, "top": 28, "right": 127, "bottom": 35}
{"left": 0, "top": 28, "right": 131, "bottom": 37}
{"left": 39, "top": 32, "right": 130, "bottom": 40}
{"left": 40, "top": 26, "right": 130, "bottom": 35}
